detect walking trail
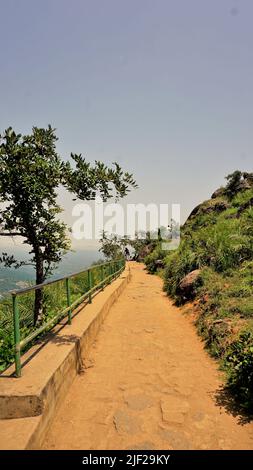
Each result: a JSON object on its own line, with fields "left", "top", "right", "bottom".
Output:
{"left": 43, "top": 263, "right": 253, "bottom": 450}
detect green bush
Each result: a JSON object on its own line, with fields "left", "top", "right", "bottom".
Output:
{"left": 144, "top": 179, "right": 253, "bottom": 410}
{"left": 224, "top": 331, "right": 253, "bottom": 410}
{"left": 163, "top": 244, "right": 198, "bottom": 300}
{"left": 144, "top": 244, "right": 166, "bottom": 273}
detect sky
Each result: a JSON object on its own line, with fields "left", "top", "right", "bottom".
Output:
{"left": 0, "top": 0, "right": 253, "bottom": 251}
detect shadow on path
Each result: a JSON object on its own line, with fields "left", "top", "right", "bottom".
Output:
{"left": 214, "top": 386, "right": 253, "bottom": 425}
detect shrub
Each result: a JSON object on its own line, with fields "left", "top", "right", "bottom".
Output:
{"left": 224, "top": 331, "right": 253, "bottom": 410}
{"left": 145, "top": 177, "right": 253, "bottom": 410}
{"left": 144, "top": 244, "right": 166, "bottom": 273}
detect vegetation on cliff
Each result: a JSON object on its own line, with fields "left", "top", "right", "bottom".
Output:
{"left": 145, "top": 171, "right": 253, "bottom": 410}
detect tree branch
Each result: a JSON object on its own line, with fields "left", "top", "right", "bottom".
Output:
{"left": 0, "top": 232, "right": 22, "bottom": 236}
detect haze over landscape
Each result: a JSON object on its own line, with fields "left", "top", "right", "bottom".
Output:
{"left": 1, "top": 0, "right": 253, "bottom": 290}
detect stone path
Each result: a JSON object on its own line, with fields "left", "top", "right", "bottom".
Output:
{"left": 43, "top": 263, "right": 253, "bottom": 450}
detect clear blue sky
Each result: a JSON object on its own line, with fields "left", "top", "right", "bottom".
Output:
{"left": 0, "top": 0, "right": 252, "bottom": 240}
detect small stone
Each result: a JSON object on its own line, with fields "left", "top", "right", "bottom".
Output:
{"left": 83, "top": 358, "right": 95, "bottom": 369}
{"left": 193, "top": 414, "right": 215, "bottom": 430}
{"left": 160, "top": 397, "right": 189, "bottom": 424}
{"left": 119, "top": 384, "right": 127, "bottom": 391}
{"left": 127, "top": 441, "right": 157, "bottom": 450}
{"left": 125, "top": 393, "right": 153, "bottom": 411}
{"left": 159, "top": 427, "right": 190, "bottom": 450}
{"left": 113, "top": 409, "right": 141, "bottom": 435}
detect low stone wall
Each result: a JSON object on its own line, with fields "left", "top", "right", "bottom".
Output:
{"left": 0, "top": 266, "right": 131, "bottom": 449}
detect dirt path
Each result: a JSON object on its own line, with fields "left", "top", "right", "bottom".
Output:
{"left": 43, "top": 263, "right": 253, "bottom": 450}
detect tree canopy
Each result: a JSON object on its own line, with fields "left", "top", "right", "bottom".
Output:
{"left": 0, "top": 125, "right": 137, "bottom": 323}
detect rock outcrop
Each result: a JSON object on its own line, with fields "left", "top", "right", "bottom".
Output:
{"left": 177, "top": 269, "right": 202, "bottom": 300}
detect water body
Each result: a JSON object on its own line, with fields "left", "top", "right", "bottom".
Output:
{"left": 0, "top": 249, "right": 102, "bottom": 297}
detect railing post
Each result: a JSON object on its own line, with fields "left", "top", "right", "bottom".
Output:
{"left": 114, "top": 262, "right": 116, "bottom": 278}
{"left": 88, "top": 269, "right": 92, "bottom": 303}
{"left": 101, "top": 265, "right": 104, "bottom": 290}
{"left": 12, "top": 294, "right": 21, "bottom": 377}
{"left": 66, "top": 277, "right": 72, "bottom": 325}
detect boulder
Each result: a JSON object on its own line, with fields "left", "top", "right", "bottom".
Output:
{"left": 185, "top": 202, "right": 203, "bottom": 222}
{"left": 184, "top": 199, "right": 230, "bottom": 225}
{"left": 154, "top": 259, "right": 165, "bottom": 269}
{"left": 211, "top": 187, "right": 225, "bottom": 199}
{"left": 177, "top": 269, "right": 202, "bottom": 300}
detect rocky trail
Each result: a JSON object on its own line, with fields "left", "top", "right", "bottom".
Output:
{"left": 43, "top": 263, "right": 253, "bottom": 450}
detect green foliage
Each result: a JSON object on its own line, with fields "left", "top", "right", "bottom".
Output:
{"left": 163, "top": 241, "right": 198, "bottom": 298}
{"left": 129, "top": 231, "right": 156, "bottom": 261}
{"left": 224, "top": 170, "right": 253, "bottom": 199}
{"left": 0, "top": 322, "right": 14, "bottom": 371}
{"left": 163, "top": 192, "right": 253, "bottom": 294}
{"left": 99, "top": 231, "right": 129, "bottom": 260}
{"left": 0, "top": 262, "right": 119, "bottom": 372}
{"left": 232, "top": 189, "right": 253, "bottom": 208}
{"left": 65, "top": 155, "right": 137, "bottom": 201}
{"left": 144, "top": 243, "right": 166, "bottom": 273}
{"left": 0, "top": 126, "right": 137, "bottom": 324}
{"left": 224, "top": 331, "right": 253, "bottom": 410}
{"left": 0, "top": 124, "right": 136, "bottom": 370}
{"left": 0, "top": 126, "right": 70, "bottom": 276}
{"left": 144, "top": 172, "right": 253, "bottom": 410}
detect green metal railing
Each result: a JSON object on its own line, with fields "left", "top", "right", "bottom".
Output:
{"left": 11, "top": 259, "right": 125, "bottom": 377}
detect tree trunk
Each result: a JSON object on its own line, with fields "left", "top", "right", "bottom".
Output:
{"left": 34, "top": 255, "right": 44, "bottom": 326}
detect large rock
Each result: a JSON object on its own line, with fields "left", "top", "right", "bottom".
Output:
{"left": 113, "top": 409, "right": 141, "bottom": 435}
{"left": 184, "top": 198, "right": 229, "bottom": 226}
{"left": 237, "top": 179, "right": 252, "bottom": 191}
{"left": 177, "top": 269, "right": 202, "bottom": 300}
{"left": 211, "top": 187, "right": 225, "bottom": 199}
{"left": 154, "top": 259, "right": 165, "bottom": 269}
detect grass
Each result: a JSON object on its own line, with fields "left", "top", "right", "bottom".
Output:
{"left": 144, "top": 176, "right": 253, "bottom": 410}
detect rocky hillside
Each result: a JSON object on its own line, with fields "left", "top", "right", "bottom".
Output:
{"left": 145, "top": 171, "right": 253, "bottom": 410}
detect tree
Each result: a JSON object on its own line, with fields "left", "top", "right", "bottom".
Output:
{"left": 99, "top": 231, "right": 130, "bottom": 260}
{"left": 225, "top": 171, "right": 253, "bottom": 199}
{"left": 0, "top": 126, "right": 137, "bottom": 324}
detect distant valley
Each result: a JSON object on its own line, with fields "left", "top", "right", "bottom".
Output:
{"left": 0, "top": 249, "right": 102, "bottom": 298}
